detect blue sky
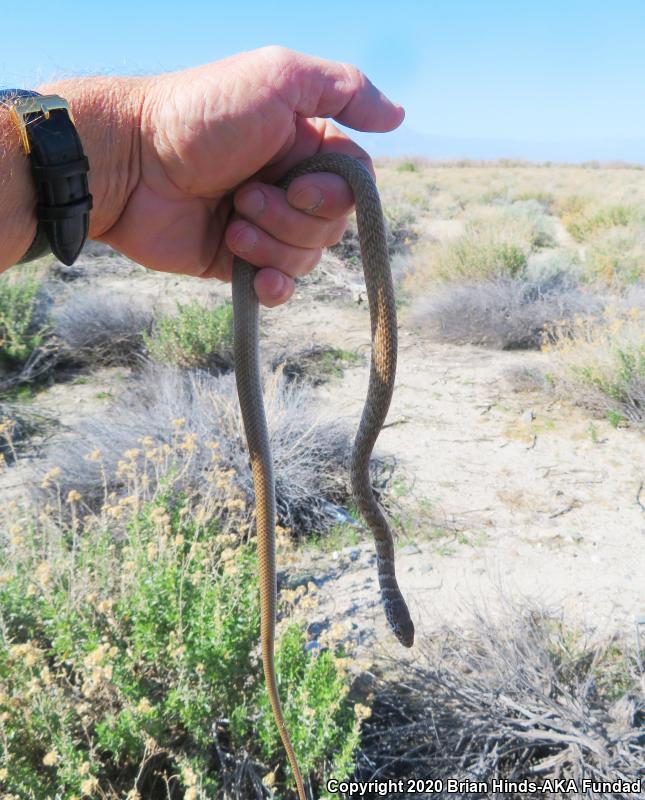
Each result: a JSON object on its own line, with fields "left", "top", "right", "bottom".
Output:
{"left": 2, "top": 0, "right": 644, "bottom": 161}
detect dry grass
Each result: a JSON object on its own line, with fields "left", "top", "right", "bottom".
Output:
{"left": 0, "top": 403, "right": 51, "bottom": 463}
{"left": 33, "top": 364, "right": 352, "bottom": 536}
{"left": 544, "top": 307, "right": 645, "bottom": 425}
{"left": 51, "top": 287, "right": 154, "bottom": 367}
{"left": 411, "top": 275, "right": 601, "bottom": 350}
{"left": 356, "top": 605, "right": 644, "bottom": 799}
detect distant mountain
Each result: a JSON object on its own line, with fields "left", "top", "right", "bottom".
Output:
{"left": 349, "top": 125, "right": 645, "bottom": 165}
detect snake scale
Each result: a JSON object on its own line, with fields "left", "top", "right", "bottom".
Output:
{"left": 232, "top": 153, "right": 415, "bottom": 800}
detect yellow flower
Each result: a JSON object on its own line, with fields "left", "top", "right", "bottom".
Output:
{"left": 9, "top": 529, "right": 23, "bottom": 546}
{"left": 9, "top": 642, "right": 42, "bottom": 667}
{"left": 0, "top": 767, "right": 8, "bottom": 780}
{"left": 85, "top": 448, "right": 103, "bottom": 462}
{"left": 41, "top": 466, "right": 61, "bottom": 488}
{"left": 79, "top": 762, "right": 91, "bottom": 776}
{"left": 262, "top": 771, "right": 276, "bottom": 789}
{"left": 354, "top": 703, "right": 372, "bottom": 721}
{"left": 34, "top": 562, "right": 52, "bottom": 587}
{"left": 136, "top": 698, "right": 153, "bottom": 714}
{"left": 80, "top": 776, "right": 99, "bottom": 796}
{"left": 182, "top": 765, "right": 198, "bottom": 787}
{"left": 124, "top": 448, "right": 141, "bottom": 460}
{"left": 42, "top": 750, "right": 59, "bottom": 766}
{"left": 179, "top": 432, "right": 198, "bottom": 451}
{"left": 172, "top": 417, "right": 186, "bottom": 428}
{"left": 67, "top": 489, "right": 82, "bottom": 505}
{"left": 97, "top": 599, "right": 113, "bottom": 614}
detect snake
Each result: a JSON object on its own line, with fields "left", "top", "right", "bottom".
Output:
{"left": 232, "top": 153, "right": 415, "bottom": 800}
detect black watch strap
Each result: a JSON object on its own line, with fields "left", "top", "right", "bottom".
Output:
{"left": 1, "top": 89, "right": 92, "bottom": 266}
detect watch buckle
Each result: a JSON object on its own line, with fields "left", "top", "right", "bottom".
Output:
{"left": 9, "top": 95, "right": 74, "bottom": 154}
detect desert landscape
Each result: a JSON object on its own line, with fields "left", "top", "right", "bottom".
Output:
{"left": 0, "top": 159, "right": 643, "bottom": 798}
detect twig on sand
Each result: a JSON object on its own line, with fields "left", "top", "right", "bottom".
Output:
{"left": 548, "top": 500, "right": 578, "bottom": 519}
{"left": 636, "top": 481, "right": 645, "bottom": 513}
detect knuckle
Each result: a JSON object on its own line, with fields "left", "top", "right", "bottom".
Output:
{"left": 324, "top": 220, "right": 348, "bottom": 247}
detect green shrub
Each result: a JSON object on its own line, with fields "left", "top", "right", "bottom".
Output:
{"left": 544, "top": 311, "right": 644, "bottom": 425}
{"left": 255, "top": 625, "right": 360, "bottom": 789}
{"left": 561, "top": 199, "right": 642, "bottom": 242}
{"left": 0, "top": 267, "right": 46, "bottom": 367}
{"left": 396, "top": 160, "right": 418, "bottom": 173}
{"left": 583, "top": 228, "right": 645, "bottom": 287}
{"left": 430, "top": 229, "right": 528, "bottom": 282}
{"left": 144, "top": 299, "right": 234, "bottom": 371}
{"left": 0, "top": 492, "right": 361, "bottom": 798}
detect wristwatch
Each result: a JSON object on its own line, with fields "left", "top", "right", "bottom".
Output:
{"left": 0, "top": 89, "right": 92, "bottom": 265}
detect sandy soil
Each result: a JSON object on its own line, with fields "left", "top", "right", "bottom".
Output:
{"left": 2, "top": 249, "right": 643, "bottom": 665}
{"left": 258, "top": 288, "right": 645, "bottom": 664}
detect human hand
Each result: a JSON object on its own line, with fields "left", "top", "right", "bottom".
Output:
{"left": 35, "top": 46, "right": 404, "bottom": 306}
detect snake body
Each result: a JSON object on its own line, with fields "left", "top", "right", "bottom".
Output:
{"left": 232, "top": 153, "right": 414, "bottom": 800}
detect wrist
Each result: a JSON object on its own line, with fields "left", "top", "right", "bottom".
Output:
{"left": 0, "top": 76, "right": 148, "bottom": 270}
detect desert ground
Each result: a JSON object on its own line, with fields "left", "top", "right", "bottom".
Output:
{"left": 0, "top": 160, "right": 643, "bottom": 798}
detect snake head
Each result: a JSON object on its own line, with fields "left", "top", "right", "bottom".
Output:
{"left": 384, "top": 597, "right": 415, "bottom": 648}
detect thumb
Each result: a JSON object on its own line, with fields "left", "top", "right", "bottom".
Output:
{"left": 260, "top": 46, "right": 405, "bottom": 132}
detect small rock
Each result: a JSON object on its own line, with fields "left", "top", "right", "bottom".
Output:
{"left": 400, "top": 543, "right": 422, "bottom": 556}
{"left": 420, "top": 563, "right": 434, "bottom": 574}
{"left": 342, "top": 546, "right": 361, "bottom": 562}
{"left": 307, "top": 620, "right": 327, "bottom": 637}
{"left": 521, "top": 409, "right": 535, "bottom": 423}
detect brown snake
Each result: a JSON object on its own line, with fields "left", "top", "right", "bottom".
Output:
{"left": 232, "top": 153, "right": 415, "bottom": 800}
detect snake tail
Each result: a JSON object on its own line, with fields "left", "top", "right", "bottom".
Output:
{"left": 232, "top": 257, "right": 306, "bottom": 800}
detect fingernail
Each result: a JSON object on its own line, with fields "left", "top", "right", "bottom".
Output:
{"left": 269, "top": 272, "right": 286, "bottom": 299}
{"left": 238, "top": 188, "right": 265, "bottom": 219}
{"left": 232, "top": 225, "right": 257, "bottom": 253}
{"left": 291, "top": 186, "right": 323, "bottom": 212}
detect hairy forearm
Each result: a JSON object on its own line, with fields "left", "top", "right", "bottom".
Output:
{"left": 0, "top": 76, "right": 148, "bottom": 271}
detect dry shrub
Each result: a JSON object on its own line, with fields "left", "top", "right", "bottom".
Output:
{"left": 503, "top": 364, "right": 549, "bottom": 393}
{"left": 272, "top": 345, "right": 362, "bottom": 386}
{"left": 544, "top": 307, "right": 645, "bottom": 425}
{"left": 0, "top": 404, "right": 46, "bottom": 463}
{"left": 51, "top": 288, "right": 154, "bottom": 366}
{"left": 411, "top": 276, "right": 601, "bottom": 350}
{"left": 33, "top": 364, "right": 351, "bottom": 536}
{"left": 357, "top": 606, "right": 644, "bottom": 799}
{"left": 583, "top": 226, "right": 645, "bottom": 288}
